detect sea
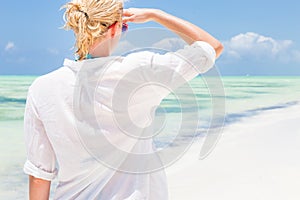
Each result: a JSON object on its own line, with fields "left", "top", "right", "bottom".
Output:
{"left": 0, "top": 75, "right": 300, "bottom": 199}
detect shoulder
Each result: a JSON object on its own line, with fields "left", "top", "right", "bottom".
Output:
{"left": 28, "top": 66, "right": 70, "bottom": 99}
{"left": 29, "top": 70, "right": 57, "bottom": 92}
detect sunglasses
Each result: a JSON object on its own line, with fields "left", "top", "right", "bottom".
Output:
{"left": 122, "top": 23, "right": 128, "bottom": 32}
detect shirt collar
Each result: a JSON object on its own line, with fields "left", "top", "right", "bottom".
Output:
{"left": 63, "top": 56, "right": 124, "bottom": 73}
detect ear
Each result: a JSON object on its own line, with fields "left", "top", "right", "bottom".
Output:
{"left": 109, "top": 22, "right": 119, "bottom": 38}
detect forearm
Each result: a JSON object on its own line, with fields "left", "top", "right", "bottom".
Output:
{"left": 29, "top": 175, "right": 51, "bottom": 200}
{"left": 150, "top": 9, "right": 223, "bottom": 58}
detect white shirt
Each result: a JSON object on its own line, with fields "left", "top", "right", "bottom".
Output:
{"left": 23, "top": 41, "right": 216, "bottom": 199}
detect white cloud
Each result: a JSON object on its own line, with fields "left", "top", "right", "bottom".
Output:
{"left": 292, "top": 50, "right": 300, "bottom": 63}
{"left": 222, "top": 32, "right": 298, "bottom": 63}
{"left": 114, "top": 34, "right": 300, "bottom": 66}
{"left": 47, "top": 48, "right": 59, "bottom": 55}
{"left": 5, "top": 42, "right": 15, "bottom": 51}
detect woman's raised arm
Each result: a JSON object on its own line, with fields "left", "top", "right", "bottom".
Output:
{"left": 123, "top": 8, "right": 224, "bottom": 58}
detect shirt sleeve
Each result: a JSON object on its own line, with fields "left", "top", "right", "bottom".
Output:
{"left": 23, "top": 90, "right": 57, "bottom": 181}
{"left": 151, "top": 41, "right": 216, "bottom": 82}
{"left": 148, "top": 41, "right": 216, "bottom": 100}
{"left": 116, "top": 41, "right": 216, "bottom": 123}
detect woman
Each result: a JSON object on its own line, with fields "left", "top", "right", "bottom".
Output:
{"left": 23, "top": 0, "right": 223, "bottom": 199}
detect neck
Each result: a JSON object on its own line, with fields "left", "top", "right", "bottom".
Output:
{"left": 89, "top": 36, "right": 112, "bottom": 58}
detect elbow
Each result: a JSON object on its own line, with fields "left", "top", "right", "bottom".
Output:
{"left": 214, "top": 42, "right": 224, "bottom": 59}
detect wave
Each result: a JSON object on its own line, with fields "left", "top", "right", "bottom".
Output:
{"left": 0, "top": 96, "right": 26, "bottom": 104}
{"left": 0, "top": 116, "right": 24, "bottom": 121}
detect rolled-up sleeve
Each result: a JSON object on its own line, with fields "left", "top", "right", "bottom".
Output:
{"left": 23, "top": 90, "right": 57, "bottom": 181}
{"left": 151, "top": 41, "right": 216, "bottom": 82}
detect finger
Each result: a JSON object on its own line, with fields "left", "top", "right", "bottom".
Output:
{"left": 122, "top": 9, "right": 133, "bottom": 17}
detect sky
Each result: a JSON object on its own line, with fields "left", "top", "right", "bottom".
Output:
{"left": 0, "top": 0, "right": 299, "bottom": 76}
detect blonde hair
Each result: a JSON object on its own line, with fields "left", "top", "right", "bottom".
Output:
{"left": 62, "top": 0, "right": 123, "bottom": 60}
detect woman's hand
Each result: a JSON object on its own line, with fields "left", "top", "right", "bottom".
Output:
{"left": 122, "top": 8, "right": 155, "bottom": 24}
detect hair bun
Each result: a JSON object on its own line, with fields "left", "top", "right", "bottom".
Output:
{"left": 62, "top": 2, "right": 89, "bottom": 32}
{"left": 62, "top": 0, "right": 123, "bottom": 60}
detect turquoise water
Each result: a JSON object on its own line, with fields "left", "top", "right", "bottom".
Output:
{"left": 1, "top": 76, "right": 300, "bottom": 122}
{"left": 0, "top": 75, "right": 300, "bottom": 199}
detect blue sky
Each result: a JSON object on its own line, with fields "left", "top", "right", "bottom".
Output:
{"left": 0, "top": 0, "right": 299, "bottom": 75}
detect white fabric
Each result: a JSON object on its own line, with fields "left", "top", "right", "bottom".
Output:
{"left": 24, "top": 160, "right": 57, "bottom": 181}
{"left": 23, "top": 41, "right": 216, "bottom": 199}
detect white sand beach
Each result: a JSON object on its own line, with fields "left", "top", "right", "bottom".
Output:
{"left": 166, "top": 103, "right": 300, "bottom": 200}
